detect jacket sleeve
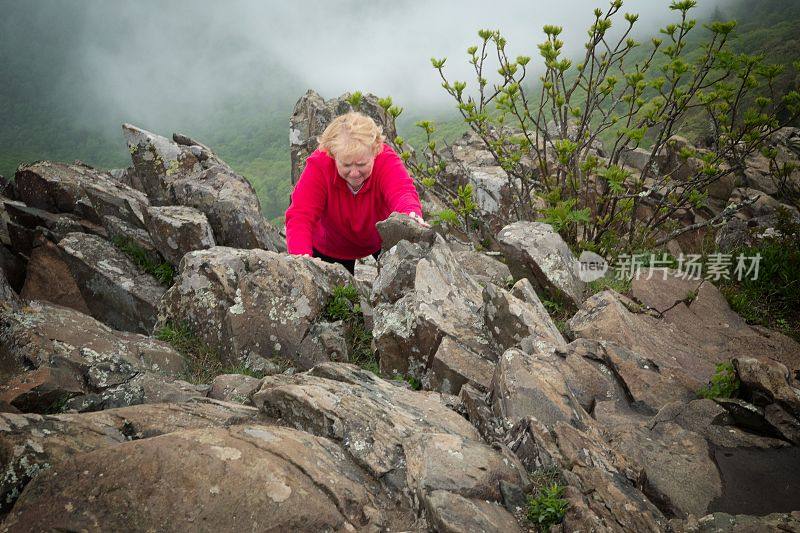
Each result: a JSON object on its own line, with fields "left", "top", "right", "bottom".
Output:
{"left": 379, "top": 145, "right": 423, "bottom": 217}
{"left": 285, "top": 159, "right": 326, "bottom": 255}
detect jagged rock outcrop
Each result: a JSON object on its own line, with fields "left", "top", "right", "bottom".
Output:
{"left": 58, "top": 232, "right": 166, "bottom": 334}
{"left": 252, "top": 363, "right": 526, "bottom": 529}
{"left": 0, "top": 299, "right": 186, "bottom": 413}
{"left": 157, "top": 247, "right": 351, "bottom": 370}
{"left": 0, "top": 399, "right": 261, "bottom": 512}
{"left": 123, "top": 123, "right": 284, "bottom": 252}
{"left": 567, "top": 272, "right": 800, "bottom": 391}
{"left": 143, "top": 205, "right": 215, "bottom": 266}
{"left": 497, "top": 221, "right": 587, "bottom": 309}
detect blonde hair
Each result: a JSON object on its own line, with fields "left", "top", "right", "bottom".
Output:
{"left": 317, "top": 111, "right": 385, "bottom": 159}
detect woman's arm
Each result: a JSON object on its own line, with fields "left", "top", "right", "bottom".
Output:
{"left": 378, "top": 145, "right": 423, "bottom": 217}
{"left": 285, "top": 159, "right": 327, "bottom": 255}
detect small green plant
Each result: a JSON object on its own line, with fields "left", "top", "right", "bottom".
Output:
{"left": 155, "top": 320, "right": 225, "bottom": 384}
{"left": 324, "top": 284, "right": 379, "bottom": 373}
{"left": 697, "top": 361, "right": 740, "bottom": 399}
{"left": 527, "top": 482, "right": 568, "bottom": 531}
{"left": 112, "top": 236, "right": 174, "bottom": 285}
{"left": 587, "top": 275, "right": 632, "bottom": 296}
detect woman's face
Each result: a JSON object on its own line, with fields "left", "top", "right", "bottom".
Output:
{"left": 335, "top": 147, "right": 375, "bottom": 190}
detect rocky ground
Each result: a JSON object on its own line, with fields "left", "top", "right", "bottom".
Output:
{"left": 0, "top": 93, "right": 799, "bottom": 531}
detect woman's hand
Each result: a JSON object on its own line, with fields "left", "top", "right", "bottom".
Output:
{"left": 408, "top": 211, "right": 430, "bottom": 228}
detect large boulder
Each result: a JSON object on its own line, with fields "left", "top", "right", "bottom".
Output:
{"left": 14, "top": 160, "right": 148, "bottom": 228}
{"left": 0, "top": 299, "right": 185, "bottom": 413}
{"left": 123, "top": 124, "right": 284, "bottom": 252}
{"left": 2, "top": 424, "right": 417, "bottom": 531}
{"left": 169, "top": 165, "right": 284, "bottom": 252}
{"left": 568, "top": 275, "right": 800, "bottom": 391}
{"left": 58, "top": 232, "right": 166, "bottom": 334}
{"left": 372, "top": 236, "right": 495, "bottom": 385}
{"left": 252, "top": 363, "right": 526, "bottom": 528}
{"left": 290, "top": 90, "right": 398, "bottom": 185}
{"left": 19, "top": 236, "right": 90, "bottom": 315}
{"left": 497, "top": 221, "right": 586, "bottom": 309}
{"left": 143, "top": 205, "right": 215, "bottom": 266}
{"left": 0, "top": 398, "right": 261, "bottom": 512}
{"left": 157, "top": 247, "right": 351, "bottom": 370}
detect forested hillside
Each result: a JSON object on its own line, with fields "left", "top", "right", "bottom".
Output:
{"left": 1, "top": 0, "right": 798, "bottom": 221}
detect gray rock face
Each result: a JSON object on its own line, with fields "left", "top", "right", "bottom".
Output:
{"left": 0, "top": 399, "right": 261, "bottom": 513}
{"left": 123, "top": 123, "right": 284, "bottom": 252}
{"left": 606, "top": 422, "right": 722, "bottom": 518}
{"left": 491, "top": 348, "right": 590, "bottom": 431}
{"left": 20, "top": 236, "right": 91, "bottom": 315}
{"left": 497, "top": 221, "right": 586, "bottom": 309}
{"left": 170, "top": 165, "right": 284, "bottom": 252}
{"left": 290, "top": 90, "right": 398, "bottom": 185}
{"left": 0, "top": 268, "right": 18, "bottom": 308}
{"left": 0, "top": 299, "right": 185, "bottom": 412}
{"left": 14, "top": 160, "right": 148, "bottom": 228}
{"left": 375, "top": 212, "right": 436, "bottom": 252}
{"left": 158, "top": 247, "right": 351, "bottom": 369}
{"left": 100, "top": 215, "right": 161, "bottom": 266}
{"left": 505, "top": 417, "right": 667, "bottom": 532}
{"left": 58, "top": 232, "right": 166, "bottom": 334}
{"left": 372, "top": 236, "right": 494, "bottom": 385}
{"left": 453, "top": 249, "right": 512, "bottom": 288}
{"left": 144, "top": 205, "right": 215, "bottom": 266}
{"left": 252, "top": 363, "right": 524, "bottom": 527}
{"left": 2, "top": 424, "right": 417, "bottom": 532}
{"left": 208, "top": 374, "right": 262, "bottom": 405}
{"left": 568, "top": 281, "right": 800, "bottom": 391}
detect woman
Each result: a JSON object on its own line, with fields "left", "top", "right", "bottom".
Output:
{"left": 285, "top": 111, "right": 427, "bottom": 274}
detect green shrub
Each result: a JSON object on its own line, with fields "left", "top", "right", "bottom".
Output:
{"left": 111, "top": 236, "right": 174, "bottom": 286}
{"left": 527, "top": 483, "right": 568, "bottom": 531}
{"left": 324, "top": 284, "right": 378, "bottom": 373}
{"left": 155, "top": 321, "right": 223, "bottom": 384}
{"left": 697, "top": 361, "right": 740, "bottom": 399}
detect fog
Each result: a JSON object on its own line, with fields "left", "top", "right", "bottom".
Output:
{"left": 2, "top": 0, "right": 730, "bottom": 129}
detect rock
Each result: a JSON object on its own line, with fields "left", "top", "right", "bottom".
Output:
{"left": 424, "top": 490, "right": 522, "bottom": 533}
{"left": 0, "top": 268, "right": 18, "bottom": 309}
{"left": 295, "top": 320, "right": 348, "bottom": 370}
{"left": 459, "top": 383, "right": 505, "bottom": 443}
{"left": 426, "top": 335, "right": 495, "bottom": 394}
{"left": 497, "top": 221, "right": 586, "bottom": 309}
{"left": 0, "top": 300, "right": 185, "bottom": 409}
{"left": 19, "top": 236, "right": 90, "bottom": 315}
{"left": 372, "top": 237, "right": 493, "bottom": 379}
{"left": 143, "top": 205, "right": 215, "bottom": 266}
{"left": 3, "top": 424, "right": 415, "bottom": 531}
{"left": 290, "top": 90, "right": 398, "bottom": 185}
{"left": 505, "top": 418, "right": 668, "bottom": 532}
{"left": 157, "top": 247, "right": 351, "bottom": 369}
{"left": 733, "top": 357, "right": 800, "bottom": 418}
{"left": 169, "top": 164, "right": 284, "bottom": 252}
{"left": 370, "top": 239, "right": 425, "bottom": 304}
{"left": 58, "top": 232, "right": 165, "bottom": 334}
{"left": 0, "top": 246, "right": 25, "bottom": 294}
{"left": 605, "top": 422, "right": 722, "bottom": 518}
{"left": 0, "top": 398, "right": 261, "bottom": 512}
{"left": 252, "top": 363, "right": 526, "bottom": 527}
{"left": 556, "top": 338, "right": 695, "bottom": 420}
{"left": 101, "top": 214, "right": 162, "bottom": 266}
{"left": 491, "top": 348, "right": 590, "bottom": 431}
{"left": 252, "top": 363, "right": 480, "bottom": 484}
{"left": 650, "top": 399, "right": 789, "bottom": 449}
{"left": 375, "top": 212, "right": 436, "bottom": 252}
{"left": 453, "top": 249, "right": 512, "bottom": 288}
{"left": 208, "top": 374, "right": 262, "bottom": 405}
{"left": 673, "top": 512, "right": 800, "bottom": 533}
{"left": 122, "top": 123, "right": 203, "bottom": 204}
{"left": 619, "top": 146, "right": 653, "bottom": 172}
{"left": 482, "top": 279, "right": 566, "bottom": 354}
{"left": 0, "top": 366, "right": 84, "bottom": 413}
{"left": 568, "top": 280, "right": 800, "bottom": 391}
{"left": 14, "top": 160, "right": 148, "bottom": 228}
{"left": 3, "top": 201, "right": 101, "bottom": 243}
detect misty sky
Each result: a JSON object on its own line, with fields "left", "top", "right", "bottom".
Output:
{"left": 3, "top": 0, "right": 727, "bottom": 130}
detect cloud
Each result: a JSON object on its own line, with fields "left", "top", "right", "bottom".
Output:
{"left": 4, "top": 0, "right": 731, "bottom": 127}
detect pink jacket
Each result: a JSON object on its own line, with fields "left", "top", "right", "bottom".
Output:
{"left": 285, "top": 143, "right": 423, "bottom": 259}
